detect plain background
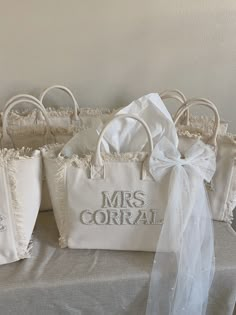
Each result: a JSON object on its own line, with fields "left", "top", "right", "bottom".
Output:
{"left": 0, "top": 0, "right": 236, "bottom": 131}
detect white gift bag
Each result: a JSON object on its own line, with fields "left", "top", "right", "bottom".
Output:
{"left": 0, "top": 99, "right": 48, "bottom": 265}
{"left": 174, "top": 99, "right": 236, "bottom": 223}
{"left": 43, "top": 114, "right": 173, "bottom": 251}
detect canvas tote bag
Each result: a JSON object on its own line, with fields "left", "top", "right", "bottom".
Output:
{"left": 43, "top": 114, "right": 173, "bottom": 251}
{"left": 174, "top": 99, "right": 236, "bottom": 223}
{"left": 0, "top": 99, "right": 52, "bottom": 265}
{"left": 2, "top": 95, "right": 86, "bottom": 211}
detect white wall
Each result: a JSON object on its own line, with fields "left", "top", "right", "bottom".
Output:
{"left": 0, "top": 0, "right": 236, "bottom": 131}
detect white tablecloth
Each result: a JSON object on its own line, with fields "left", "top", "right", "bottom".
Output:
{"left": 0, "top": 211, "right": 235, "bottom": 315}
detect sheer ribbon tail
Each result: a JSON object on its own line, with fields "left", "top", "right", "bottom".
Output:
{"left": 146, "top": 138, "right": 216, "bottom": 315}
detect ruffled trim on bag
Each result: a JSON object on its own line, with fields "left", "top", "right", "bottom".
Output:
{"left": 68, "top": 152, "right": 148, "bottom": 168}
{"left": 44, "top": 106, "right": 119, "bottom": 117}
{"left": 43, "top": 144, "right": 149, "bottom": 166}
{"left": 187, "top": 115, "right": 228, "bottom": 135}
{"left": 0, "top": 147, "right": 39, "bottom": 162}
{"left": 0, "top": 106, "right": 120, "bottom": 126}
{"left": 177, "top": 127, "right": 236, "bottom": 145}
{"left": 2, "top": 148, "right": 41, "bottom": 259}
{"left": 1, "top": 125, "right": 84, "bottom": 137}
{"left": 79, "top": 107, "right": 120, "bottom": 116}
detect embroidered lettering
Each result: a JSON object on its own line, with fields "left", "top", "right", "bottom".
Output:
{"left": 94, "top": 210, "right": 108, "bottom": 225}
{"left": 102, "top": 191, "right": 121, "bottom": 208}
{"left": 133, "top": 191, "right": 145, "bottom": 207}
{"left": 120, "top": 209, "right": 133, "bottom": 225}
{"left": 108, "top": 210, "right": 121, "bottom": 225}
{"left": 80, "top": 190, "right": 162, "bottom": 225}
{"left": 80, "top": 210, "right": 94, "bottom": 225}
{"left": 122, "top": 191, "right": 133, "bottom": 208}
{"left": 134, "top": 210, "right": 150, "bottom": 225}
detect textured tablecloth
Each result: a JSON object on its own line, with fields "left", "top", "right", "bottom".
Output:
{"left": 0, "top": 211, "right": 235, "bottom": 315}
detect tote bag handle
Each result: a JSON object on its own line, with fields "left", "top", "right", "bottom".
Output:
{"left": 2, "top": 99, "right": 55, "bottom": 148}
{"left": 174, "top": 99, "right": 220, "bottom": 147}
{"left": 159, "top": 89, "right": 189, "bottom": 124}
{"left": 93, "top": 114, "right": 153, "bottom": 166}
{"left": 39, "top": 85, "right": 80, "bottom": 120}
{"left": 174, "top": 97, "right": 219, "bottom": 126}
{"left": 159, "top": 89, "right": 186, "bottom": 104}
{"left": 3, "top": 94, "right": 42, "bottom": 111}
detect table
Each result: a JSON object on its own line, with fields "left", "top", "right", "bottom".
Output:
{"left": 0, "top": 211, "right": 235, "bottom": 315}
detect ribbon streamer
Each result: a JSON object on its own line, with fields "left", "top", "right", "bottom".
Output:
{"left": 146, "top": 137, "right": 216, "bottom": 315}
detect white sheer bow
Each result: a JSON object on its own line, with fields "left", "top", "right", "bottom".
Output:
{"left": 146, "top": 137, "right": 216, "bottom": 315}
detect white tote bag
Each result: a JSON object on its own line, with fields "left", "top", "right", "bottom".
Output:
{"left": 43, "top": 114, "right": 172, "bottom": 251}
{"left": 1, "top": 97, "right": 57, "bottom": 211}
{"left": 1, "top": 95, "right": 84, "bottom": 211}
{"left": 174, "top": 100, "right": 236, "bottom": 223}
{"left": 0, "top": 99, "right": 48, "bottom": 265}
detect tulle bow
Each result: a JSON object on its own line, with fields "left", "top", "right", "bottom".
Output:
{"left": 146, "top": 137, "right": 216, "bottom": 315}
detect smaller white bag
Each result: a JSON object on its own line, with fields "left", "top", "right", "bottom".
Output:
{"left": 0, "top": 99, "right": 45, "bottom": 265}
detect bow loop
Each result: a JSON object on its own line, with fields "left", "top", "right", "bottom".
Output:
{"left": 149, "top": 137, "right": 216, "bottom": 183}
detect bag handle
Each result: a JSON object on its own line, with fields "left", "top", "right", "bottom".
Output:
{"left": 159, "top": 89, "right": 189, "bottom": 124}
{"left": 159, "top": 89, "right": 186, "bottom": 104}
{"left": 2, "top": 99, "right": 55, "bottom": 148}
{"left": 174, "top": 97, "right": 218, "bottom": 126}
{"left": 39, "top": 85, "right": 79, "bottom": 120}
{"left": 174, "top": 99, "right": 220, "bottom": 146}
{"left": 93, "top": 114, "right": 154, "bottom": 166}
{"left": 3, "top": 94, "right": 42, "bottom": 111}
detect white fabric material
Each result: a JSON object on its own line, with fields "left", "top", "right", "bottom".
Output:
{"left": 146, "top": 138, "right": 216, "bottom": 315}
{"left": 61, "top": 93, "right": 178, "bottom": 157}
{"left": 104, "top": 93, "right": 178, "bottom": 152}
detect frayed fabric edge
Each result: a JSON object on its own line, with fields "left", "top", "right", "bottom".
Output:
{"left": 7, "top": 160, "right": 30, "bottom": 259}
{"left": 54, "top": 162, "right": 68, "bottom": 248}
